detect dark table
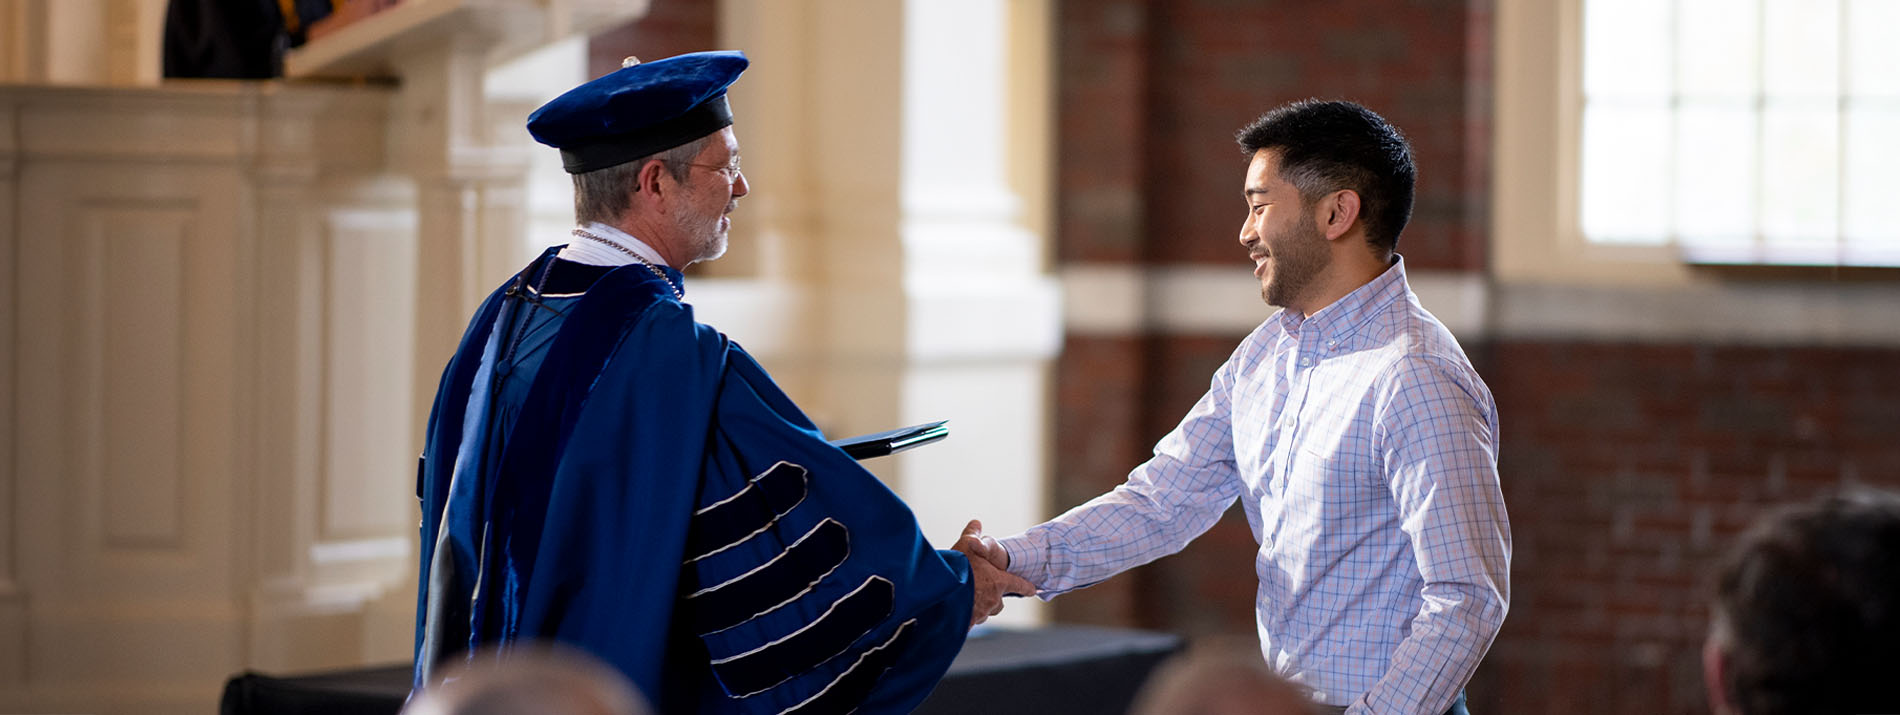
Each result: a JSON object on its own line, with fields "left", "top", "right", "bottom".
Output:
{"left": 221, "top": 625, "right": 1183, "bottom": 714}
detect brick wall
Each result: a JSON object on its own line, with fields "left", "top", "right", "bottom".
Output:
{"left": 1472, "top": 343, "right": 1900, "bottom": 714}
{"left": 1047, "top": 1, "right": 1900, "bottom": 714}
{"left": 1052, "top": 335, "right": 1258, "bottom": 631}
{"left": 1062, "top": 0, "right": 1493, "bottom": 269}
{"left": 1057, "top": 0, "right": 1151, "bottom": 264}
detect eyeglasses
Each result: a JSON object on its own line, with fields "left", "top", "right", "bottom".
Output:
{"left": 672, "top": 160, "right": 743, "bottom": 182}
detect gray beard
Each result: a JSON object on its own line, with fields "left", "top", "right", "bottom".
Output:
{"left": 698, "top": 233, "right": 728, "bottom": 263}
{"left": 674, "top": 214, "right": 728, "bottom": 266}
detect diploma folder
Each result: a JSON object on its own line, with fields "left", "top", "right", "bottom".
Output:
{"left": 829, "top": 420, "right": 949, "bottom": 460}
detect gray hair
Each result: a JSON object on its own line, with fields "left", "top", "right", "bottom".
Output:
{"left": 571, "top": 135, "right": 712, "bottom": 225}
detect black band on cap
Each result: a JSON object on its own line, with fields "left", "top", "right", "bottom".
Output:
{"left": 559, "top": 94, "right": 734, "bottom": 174}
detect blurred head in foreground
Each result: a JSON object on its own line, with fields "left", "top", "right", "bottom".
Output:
{"left": 1130, "top": 640, "right": 1321, "bottom": 715}
{"left": 405, "top": 645, "right": 649, "bottom": 715}
{"left": 1704, "top": 488, "right": 1900, "bottom": 715}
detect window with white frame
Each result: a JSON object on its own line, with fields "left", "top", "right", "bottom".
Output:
{"left": 1579, "top": 0, "right": 1900, "bottom": 266}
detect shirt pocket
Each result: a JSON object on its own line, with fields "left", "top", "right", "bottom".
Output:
{"left": 1291, "top": 409, "right": 1378, "bottom": 492}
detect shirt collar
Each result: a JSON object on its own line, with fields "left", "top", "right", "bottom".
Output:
{"left": 1277, "top": 254, "right": 1410, "bottom": 343}
{"left": 557, "top": 221, "right": 672, "bottom": 268}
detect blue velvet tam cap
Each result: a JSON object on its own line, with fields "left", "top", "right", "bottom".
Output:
{"left": 527, "top": 50, "right": 749, "bottom": 174}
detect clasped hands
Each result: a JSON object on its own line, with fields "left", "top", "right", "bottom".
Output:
{"left": 954, "top": 519, "right": 1033, "bottom": 628}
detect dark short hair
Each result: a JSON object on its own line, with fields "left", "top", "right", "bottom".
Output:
{"left": 1235, "top": 100, "right": 1415, "bottom": 254}
{"left": 1712, "top": 489, "right": 1900, "bottom": 715}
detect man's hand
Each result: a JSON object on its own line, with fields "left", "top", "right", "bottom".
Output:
{"left": 954, "top": 520, "right": 1032, "bottom": 627}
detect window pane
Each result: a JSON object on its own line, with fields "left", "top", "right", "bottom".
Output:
{"left": 1582, "top": 103, "right": 1673, "bottom": 243}
{"left": 1678, "top": 0, "right": 1760, "bottom": 98}
{"left": 1674, "top": 103, "right": 1757, "bottom": 248}
{"left": 1760, "top": 103, "right": 1841, "bottom": 261}
{"left": 1842, "top": 104, "right": 1900, "bottom": 265}
{"left": 1847, "top": 0, "right": 1900, "bottom": 98}
{"left": 1585, "top": 0, "right": 1673, "bottom": 98}
{"left": 1763, "top": 0, "right": 1841, "bottom": 98}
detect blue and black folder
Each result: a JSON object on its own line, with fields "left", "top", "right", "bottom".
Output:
{"left": 829, "top": 420, "right": 949, "bottom": 460}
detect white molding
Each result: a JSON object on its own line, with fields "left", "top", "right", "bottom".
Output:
{"left": 1494, "top": 280, "right": 1900, "bottom": 346}
{"left": 905, "top": 276, "right": 1063, "bottom": 362}
{"left": 1055, "top": 264, "right": 1147, "bottom": 335}
{"left": 682, "top": 279, "right": 817, "bottom": 358}
{"left": 310, "top": 537, "right": 410, "bottom": 565}
{"left": 2, "top": 83, "right": 395, "bottom": 165}
{"left": 1059, "top": 262, "right": 1900, "bottom": 346}
{"left": 1410, "top": 270, "right": 1493, "bottom": 339}
{"left": 1061, "top": 264, "right": 1493, "bottom": 341}
{"left": 689, "top": 275, "right": 1064, "bottom": 365}
{"left": 1146, "top": 266, "right": 1277, "bottom": 336}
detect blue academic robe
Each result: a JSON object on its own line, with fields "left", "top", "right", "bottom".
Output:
{"left": 414, "top": 250, "right": 973, "bottom": 714}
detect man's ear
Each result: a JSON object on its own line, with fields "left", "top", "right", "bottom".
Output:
{"left": 1318, "top": 189, "right": 1360, "bottom": 242}
{"left": 635, "top": 159, "right": 670, "bottom": 198}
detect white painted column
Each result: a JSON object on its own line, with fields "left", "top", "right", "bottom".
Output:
{"left": 890, "top": 0, "right": 1058, "bottom": 626}
{"left": 385, "top": 37, "right": 533, "bottom": 426}
{"left": 485, "top": 37, "right": 592, "bottom": 261}
{"left": 718, "top": 0, "right": 1059, "bottom": 626}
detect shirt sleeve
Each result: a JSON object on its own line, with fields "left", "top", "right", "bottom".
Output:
{"left": 1349, "top": 355, "right": 1511, "bottom": 715}
{"left": 995, "top": 352, "right": 1245, "bottom": 597}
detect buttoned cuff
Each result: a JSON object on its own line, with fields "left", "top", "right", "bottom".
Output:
{"left": 992, "top": 532, "right": 1053, "bottom": 600}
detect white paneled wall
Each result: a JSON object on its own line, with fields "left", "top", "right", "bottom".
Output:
{"left": 0, "top": 83, "right": 414, "bottom": 715}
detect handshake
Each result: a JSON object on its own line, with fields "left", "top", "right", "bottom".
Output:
{"left": 953, "top": 520, "right": 1035, "bottom": 628}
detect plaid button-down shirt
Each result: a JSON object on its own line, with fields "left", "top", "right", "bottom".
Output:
{"left": 999, "top": 258, "right": 1510, "bottom": 713}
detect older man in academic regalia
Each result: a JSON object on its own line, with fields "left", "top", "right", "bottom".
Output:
{"left": 412, "top": 51, "right": 1027, "bottom": 714}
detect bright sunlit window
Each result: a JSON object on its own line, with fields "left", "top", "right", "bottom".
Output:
{"left": 1579, "top": 0, "right": 1900, "bottom": 266}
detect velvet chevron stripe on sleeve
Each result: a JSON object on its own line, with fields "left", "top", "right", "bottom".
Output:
{"left": 709, "top": 576, "right": 895, "bottom": 697}
{"left": 687, "top": 461, "right": 811, "bottom": 564}
{"left": 688, "top": 518, "right": 850, "bottom": 635}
